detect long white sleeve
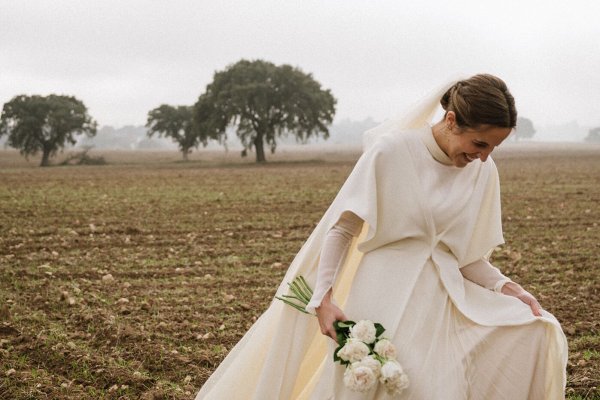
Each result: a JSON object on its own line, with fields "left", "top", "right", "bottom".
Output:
{"left": 305, "top": 211, "right": 364, "bottom": 314}
{"left": 459, "top": 258, "right": 512, "bottom": 293}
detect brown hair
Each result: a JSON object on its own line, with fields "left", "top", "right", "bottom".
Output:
{"left": 441, "top": 74, "right": 517, "bottom": 130}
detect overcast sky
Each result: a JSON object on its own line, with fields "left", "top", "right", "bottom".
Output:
{"left": 1, "top": 0, "right": 599, "bottom": 129}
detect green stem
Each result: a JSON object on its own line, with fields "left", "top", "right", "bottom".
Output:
{"left": 280, "top": 294, "right": 304, "bottom": 302}
{"left": 276, "top": 275, "right": 318, "bottom": 315}
{"left": 298, "top": 276, "right": 314, "bottom": 296}
{"left": 290, "top": 279, "right": 311, "bottom": 303}
{"left": 275, "top": 296, "right": 311, "bottom": 315}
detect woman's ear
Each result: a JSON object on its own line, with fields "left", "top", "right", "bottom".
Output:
{"left": 445, "top": 111, "right": 457, "bottom": 131}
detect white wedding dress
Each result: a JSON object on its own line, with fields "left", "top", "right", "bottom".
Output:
{"left": 195, "top": 124, "right": 567, "bottom": 400}
{"left": 307, "top": 126, "right": 561, "bottom": 399}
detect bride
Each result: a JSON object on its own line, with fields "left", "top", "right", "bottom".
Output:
{"left": 196, "top": 74, "right": 568, "bottom": 399}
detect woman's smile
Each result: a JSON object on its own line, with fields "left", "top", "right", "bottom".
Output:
{"left": 464, "top": 153, "right": 480, "bottom": 162}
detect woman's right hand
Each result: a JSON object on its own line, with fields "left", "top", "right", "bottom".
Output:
{"left": 315, "top": 289, "right": 348, "bottom": 342}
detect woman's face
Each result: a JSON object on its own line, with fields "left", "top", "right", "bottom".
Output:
{"left": 443, "top": 112, "right": 512, "bottom": 168}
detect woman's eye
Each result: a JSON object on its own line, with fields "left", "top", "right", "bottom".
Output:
{"left": 474, "top": 141, "right": 488, "bottom": 148}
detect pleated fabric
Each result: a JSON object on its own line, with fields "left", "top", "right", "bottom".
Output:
{"left": 309, "top": 246, "right": 556, "bottom": 399}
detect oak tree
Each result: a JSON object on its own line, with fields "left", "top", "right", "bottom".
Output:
{"left": 146, "top": 105, "right": 198, "bottom": 161}
{"left": 193, "top": 59, "right": 336, "bottom": 163}
{"left": 0, "top": 94, "right": 97, "bottom": 166}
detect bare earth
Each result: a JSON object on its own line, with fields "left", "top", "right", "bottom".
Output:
{"left": 0, "top": 143, "right": 599, "bottom": 399}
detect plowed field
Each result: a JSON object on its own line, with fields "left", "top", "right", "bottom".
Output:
{"left": 1, "top": 144, "right": 599, "bottom": 399}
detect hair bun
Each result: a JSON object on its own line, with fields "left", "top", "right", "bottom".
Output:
{"left": 439, "top": 74, "right": 516, "bottom": 129}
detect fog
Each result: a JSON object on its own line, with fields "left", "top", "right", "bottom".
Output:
{"left": 1, "top": 0, "right": 599, "bottom": 143}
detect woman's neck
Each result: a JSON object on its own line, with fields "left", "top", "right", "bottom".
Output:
{"left": 431, "top": 120, "right": 450, "bottom": 157}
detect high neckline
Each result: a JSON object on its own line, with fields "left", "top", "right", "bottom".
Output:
{"left": 422, "top": 124, "right": 453, "bottom": 166}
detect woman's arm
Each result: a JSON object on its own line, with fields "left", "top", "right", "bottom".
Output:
{"left": 459, "top": 258, "right": 512, "bottom": 292}
{"left": 305, "top": 211, "right": 364, "bottom": 314}
{"left": 460, "top": 258, "right": 542, "bottom": 316}
{"left": 305, "top": 211, "right": 363, "bottom": 340}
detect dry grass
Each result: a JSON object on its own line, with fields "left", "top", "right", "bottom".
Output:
{"left": 0, "top": 143, "right": 598, "bottom": 399}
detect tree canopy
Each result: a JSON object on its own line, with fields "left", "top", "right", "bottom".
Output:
{"left": 513, "top": 117, "right": 536, "bottom": 141}
{"left": 146, "top": 105, "right": 200, "bottom": 160}
{"left": 193, "top": 59, "right": 336, "bottom": 163}
{"left": 0, "top": 94, "right": 96, "bottom": 166}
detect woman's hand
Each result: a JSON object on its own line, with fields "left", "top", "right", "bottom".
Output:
{"left": 315, "top": 289, "right": 348, "bottom": 342}
{"left": 501, "top": 282, "right": 543, "bottom": 317}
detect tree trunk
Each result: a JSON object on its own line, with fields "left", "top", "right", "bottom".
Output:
{"left": 254, "top": 133, "right": 266, "bottom": 163}
{"left": 182, "top": 148, "right": 189, "bottom": 161}
{"left": 40, "top": 148, "right": 51, "bottom": 167}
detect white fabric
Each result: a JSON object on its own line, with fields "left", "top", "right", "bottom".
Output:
{"left": 311, "top": 255, "right": 552, "bottom": 399}
{"left": 307, "top": 215, "right": 511, "bottom": 316}
{"left": 417, "top": 122, "right": 513, "bottom": 293}
{"left": 195, "top": 77, "right": 568, "bottom": 399}
{"left": 306, "top": 211, "right": 364, "bottom": 314}
{"left": 306, "top": 125, "right": 515, "bottom": 314}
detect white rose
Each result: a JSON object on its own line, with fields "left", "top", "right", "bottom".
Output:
{"left": 373, "top": 338, "right": 397, "bottom": 360}
{"left": 343, "top": 364, "right": 377, "bottom": 392}
{"left": 349, "top": 320, "right": 377, "bottom": 344}
{"left": 380, "top": 360, "right": 410, "bottom": 395}
{"left": 354, "top": 355, "right": 382, "bottom": 379}
{"left": 384, "top": 373, "right": 410, "bottom": 395}
{"left": 338, "top": 339, "right": 370, "bottom": 363}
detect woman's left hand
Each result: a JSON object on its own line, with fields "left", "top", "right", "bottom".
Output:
{"left": 500, "top": 282, "right": 543, "bottom": 317}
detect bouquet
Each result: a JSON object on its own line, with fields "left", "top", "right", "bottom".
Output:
{"left": 276, "top": 276, "right": 410, "bottom": 395}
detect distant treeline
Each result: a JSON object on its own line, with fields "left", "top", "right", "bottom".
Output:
{"left": 73, "top": 118, "right": 598, "bottom": 150}
{"left": 75, "top": 118, "right": 380, "bottom": 151}
{"left": 1, "top": 117, "right": 597, "bottom": 153}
